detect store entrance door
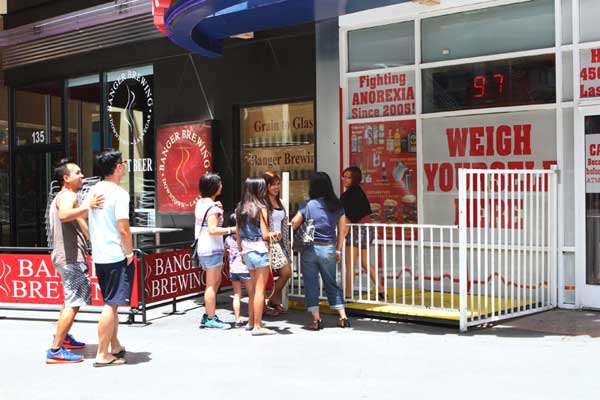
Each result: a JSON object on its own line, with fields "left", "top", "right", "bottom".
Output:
{"left": 576, "top": 105, "right": 600, "bottom": 308}
{"left": 13, "top": 146, "right": 64, "bottom": 247}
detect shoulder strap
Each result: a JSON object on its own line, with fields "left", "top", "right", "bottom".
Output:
{"left": 305, "top": 200, "right": 312, "bottom": 220}
{"left": 199, "top": 203, "right": 216, "bottom": 233}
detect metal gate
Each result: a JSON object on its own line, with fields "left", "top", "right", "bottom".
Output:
{"left": 458, "top": 168, "right": 559, "bottom": 331}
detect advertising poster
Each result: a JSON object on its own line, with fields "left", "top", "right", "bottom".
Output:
{"left": 349, "top": 119, "right": 418, "bottom": 237}
{"left": 0, "top": 254, "right": 139, "bottom": 307}
{"left": 240, "top": 101, "right": 315, "bottom": 213}
{"left": 156, "top": 121, "right": 212, "bottom": 213}
{"left": 586, "top": 133, "right": 600, "bottom": 193}
{"left": 421, "top": 110, "right": 557, "bottom": 227}
{"left": 144, "top": 248, "right": 232, "bottom": 304}
{"left": 580, "top": 47, "right": 600, "bottom": 99}
{"left": 347, "top": 71, "right": 416, "bottom": 119}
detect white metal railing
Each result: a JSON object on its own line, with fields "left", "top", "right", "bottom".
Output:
{"left": 458, "top": 169, "right": 558, "bottom": 331}
{"left": 289, "top": 224, "right": 461, "bottom": 310}
{"left": 287, "top": 169, "right": 558, "bottom": 331}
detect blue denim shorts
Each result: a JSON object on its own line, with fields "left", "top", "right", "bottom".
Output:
{"left": 199, "top": 253, "right": 224, "bottom": 270}
{"left": 242, "top": 251, "right": 270, "bottom": 270}
{"left": 230, "top": 272, "right": 251, "bottom": 282}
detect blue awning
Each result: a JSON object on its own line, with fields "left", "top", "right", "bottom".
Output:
{"left": 164, "top": 0, "right": 410, "bottom": 57}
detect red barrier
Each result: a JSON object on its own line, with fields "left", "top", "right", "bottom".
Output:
{"left": 143, "top": 248, "right": 232, "bottom": 305}
{"left": 0, "top": 254, "right": 139, "bottom": 307}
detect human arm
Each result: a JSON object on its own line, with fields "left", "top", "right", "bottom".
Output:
{"left": 260, "top": 208, "right": 280, "bottom": 241}
{"left": 57, "top": 191, "right": 104, "bottom": 222}
{"left": 290, "top": 211, "right": 304, "bottom": 230}
{"left": 336, "top": 215, "right": 349, "bottom": 263}
{"left": 76, "top": 217, "right": 90, "bottom": 241}
{"left": 207, "top": 213, "right": 234, "bottom": 236}
{"left": 117, "top": 219, "right": 134, "bottom": 264}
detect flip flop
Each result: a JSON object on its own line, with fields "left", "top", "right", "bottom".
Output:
{"left": 267, "top": 302, "right": 287, "bottom": 314}
{"left": 111, "top": 349, "right": 126, "bottom": 358}
{"left": 263, "top": 307, "right": 279, "bottom": 317}
{"left": 93, "top": 358, "right": 127, "bottom": 368}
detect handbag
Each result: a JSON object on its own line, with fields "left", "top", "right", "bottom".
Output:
{"left": 190, "top": 204, "right": 216, "bottom": 268}
{"left": 292, "top": 200, "right": 315, "bottom": 252}
{"left": 269, "top": 239, "right": 288, "bottom": 270}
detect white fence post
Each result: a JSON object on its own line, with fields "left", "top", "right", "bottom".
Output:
{"left": 459, "top": 169, "right": 468, "bottom": 332}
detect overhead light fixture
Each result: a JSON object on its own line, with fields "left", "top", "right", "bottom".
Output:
{"left": 230, "top": 32, "right": 254, "bottom": 40}
{"left": 412, "top": 0, "right": 441, "bottom": 5}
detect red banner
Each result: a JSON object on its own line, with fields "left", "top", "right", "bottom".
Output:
{"left": 156, "top": 121, "right": 213, "bottom": 213}
{"left": 143, "top": 249, "right": 232, "bottom": 304}
{"left": 0, "top": 254, "right": 139, "bottom": 307}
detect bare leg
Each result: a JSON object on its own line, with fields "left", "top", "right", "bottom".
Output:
{"left": 51, "top": 305, "right": 79, "bottom": 349}
{"left": 267, "top": 263, "right": 291, "bottom": 306}
{"left": 246, "top": 275, "right": 256, "bottom": 326}
{"left": 204, "top": 266, "right": 223, "bottom": 318}
{"left": 251, "top": 267, "right": 270, "bottom": 331}
{"left": 231, "top": 281, "right": 242, "bottom": 322}
{"left": 362, "top": 249, "right": 384, "bottom": 295}
{"left": 344, "top": 247, "right": 359, "bottom": 298}
{"left": 110, "top": 311, "right": 123, "bottom": 354}
{"left": 96, "top": 305, "right": 119, "bottom": 363}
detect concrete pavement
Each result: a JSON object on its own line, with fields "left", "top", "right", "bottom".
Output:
{"left": 1, "top": 295, "right": 599, "bottom": 400}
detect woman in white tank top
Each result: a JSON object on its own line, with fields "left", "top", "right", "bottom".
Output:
{"left": 264, "top": 171, "right": 291, "bottom": 314}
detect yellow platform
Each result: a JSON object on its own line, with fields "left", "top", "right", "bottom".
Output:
{"left": 288, "top": 288, "right": 539, "bottom": 322}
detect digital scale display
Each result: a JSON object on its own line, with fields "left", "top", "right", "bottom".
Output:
{"left": 422, "top": 55, "right": 556, "bottom": 113}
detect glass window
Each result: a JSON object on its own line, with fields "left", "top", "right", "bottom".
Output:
{"left": 105, "top": 66, "right": 155, "bottom": 226}
{"left": 421, "top": 0, "right": 555, "bottom": 63}
{"left": 15, "top": 81, "right": 63, "bottom": 146}
{"left": 562, "top": 0, "right": 572, "bottom": 45}
{"left": 422, "top": 55, "right": 556, "bottom": 113}
{"left": 0, "top": 85, "right": 9, "bottom": 245}
{"left": 580, "top": 0, "right": 600, "bottom": 43}
{"left": 584, "top": 113, "right": 600, "bottom": 284}
{"left": 579, "top": 47, "right": 600, "bottom": 100}
{"left": 348, "top": 21, "right": 414, "bottom": 72}
{"left": 421, "top": 110, "right": 557, "bottom": 226}
{"left": 240, "top": 100, "right": 315, "bottom": 215}
{"left": 68, "top": 75, "right": 101, "bottom": 177}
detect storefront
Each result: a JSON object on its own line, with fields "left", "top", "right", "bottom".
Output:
{"left": 0, "top": 1, "right": 316, "bottom": 247}
{"left": 336, "top": 0, "right": 600, "bottom": 309}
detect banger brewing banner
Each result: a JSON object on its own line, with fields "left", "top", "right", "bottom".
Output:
{"left": 0, "top": 254, "right": 139, "bottom": 307}
{"left": 422, "top": 110, "right": 557, "bottom": 226}
{"left": 143, "top": 248, "right": 232, "bottom": 304}
{"left": 157, "top": 121, "right": 212, "bottom": 213}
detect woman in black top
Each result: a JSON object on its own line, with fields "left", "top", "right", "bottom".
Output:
{"left": 340, "top": 167, "right": 385, "bottom": 300}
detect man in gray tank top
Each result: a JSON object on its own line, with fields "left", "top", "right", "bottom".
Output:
{"left": 46, "top": 160, "right": 104, "bottom": 364}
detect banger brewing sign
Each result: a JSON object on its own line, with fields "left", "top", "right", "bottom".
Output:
{"left": 0, "top": 254, "right": 139, "bottom": 307}
{"left": 157, "top": 122, "right": 212, "bottom": 213}
{"left": 422, "top": 110, "right": 557, "bottom": 227}
{"left": 347, "top": 71, "right": 416, "bottom": 119}
{"left": 143, "top": 249, "right": 231, "bottom": 304}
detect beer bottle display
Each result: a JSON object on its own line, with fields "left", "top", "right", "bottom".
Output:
{"left": 408, "top": 128, "right": 417, "bottom": 153}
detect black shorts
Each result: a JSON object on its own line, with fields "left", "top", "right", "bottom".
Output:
{"left": 96, "top": 259, "right": 134, "bottom": 306}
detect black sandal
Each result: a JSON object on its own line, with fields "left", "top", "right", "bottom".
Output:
{"left": 306, "top": 319, "right": 324, "bottom": 331}
{"left": 338, "top": 318, "right": 351, "bottom": 328}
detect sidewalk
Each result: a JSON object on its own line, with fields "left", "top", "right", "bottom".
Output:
{"left": 0, "top": 295, "right": 599, "bottom": 400}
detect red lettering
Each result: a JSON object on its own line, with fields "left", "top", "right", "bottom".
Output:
{"left": 439, "top": 163, "right": 453, "bottom": 192}
{"left": 446, "top": 128, "right": 469, "bottom": 157}
{"left": 496, "top": 125, "right": 512, "bottom": 156}
{"left": 424, "top": 163, "right": 438, "bottom": 191}
{"left": 592, "top": 48, "right": 600, "bottom": 64}
{"left": 470, "top": 127, "right": 485, "bottom": 156}
{"left": 513, "top": 124, "right": 532, "bottom": 155}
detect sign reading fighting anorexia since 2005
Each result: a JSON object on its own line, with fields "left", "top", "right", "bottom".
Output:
{"left": 156, "top": 122, "right": 212, "bottom": 213}
{"left": 347, "top": 71, "right": 416, "bottom": 119}
{"left": 422, "top": 110, "right": 557, "bottom": 227}
{"left": 580, "top": 48, "right": 600, "bottom": 98}
{"left": 586, "top": 134, "right": 600, "bottom": 193}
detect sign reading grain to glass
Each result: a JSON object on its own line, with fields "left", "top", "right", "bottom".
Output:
{"left": 240, "top": 101, "right": 315, "bottom": 212}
